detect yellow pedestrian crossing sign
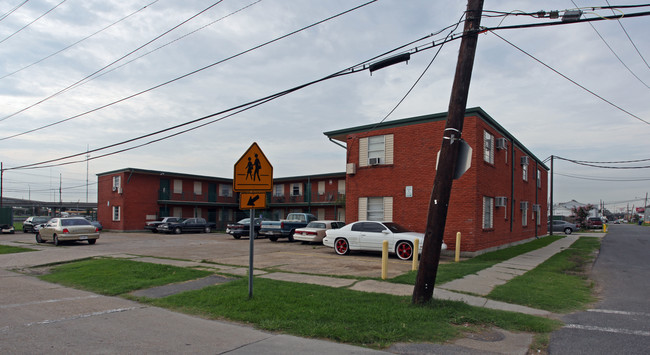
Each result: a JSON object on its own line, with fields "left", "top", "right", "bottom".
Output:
{"left": 233, "top": 142, "right": 273, "bottom": 192}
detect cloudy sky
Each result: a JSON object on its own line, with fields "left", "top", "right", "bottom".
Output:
{"left": 1, "top": 0, "right": 648, "bottom": 214}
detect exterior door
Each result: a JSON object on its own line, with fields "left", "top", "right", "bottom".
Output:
{"left": 159, "top": 179, "right": 170, "bottom": 200}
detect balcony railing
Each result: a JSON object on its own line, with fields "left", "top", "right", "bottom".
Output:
{"left": 158, "top": 190, "right": 234, "bottom": 203}
{"left": 270, "top": 193, "right": 345, "bottom": 205}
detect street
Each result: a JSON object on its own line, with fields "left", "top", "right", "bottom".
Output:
{"left": 549, "top": 224, "right": 650, "bottom": 354}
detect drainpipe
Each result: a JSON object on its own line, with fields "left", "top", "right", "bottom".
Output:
{"left": 510, "top": 141, "right": 514, "bottom": 232}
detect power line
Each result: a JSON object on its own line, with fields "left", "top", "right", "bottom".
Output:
{"left": 0, "top": 0, "right": 225, "bottom": 123}
{"left": 489, "top": 30, "right": 650, "bottom": 125}
{"left": 3, "top": 28, "right": 461, "bottom": 171}
{"left": 606, "top": 0, "right": 650, "bottom": 70}
{"left": 0, "top": 0, "right": 29, "bottom": 23}
{"left": 0, "top": 0, "right": 160, "bottom": 80}
{"left": 0, "top": 0, "right": 381, "bottom": 141}
{"left": 555, "top": 156, "right": 650, "bottom": 169}
{"left": 0, "top": 0, "right": 67, "bottom": 45}
{"left": 555, "top": 172, "right": 650, "bottom": 181}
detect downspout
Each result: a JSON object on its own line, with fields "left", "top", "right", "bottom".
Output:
{"left": 328, "top": 137, "right": 347, "bottom": 150}
{"left": 510, "top": 140, "right": 514, "bottom": 232}
{"left": 535, "top": 160, "right": 538, "bottom": 238}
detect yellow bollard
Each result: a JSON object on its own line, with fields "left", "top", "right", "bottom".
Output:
{"left": 603, "top": 224, "right": 607, "bottom": 233}
{"left": 455, "top": 232, "right": 461, "bottom": 262}
{"left": 381, "top": 240, "right": 388, "bottom": 280}
{"left": 412, "top": 238, "right": 420, "bottom": 271}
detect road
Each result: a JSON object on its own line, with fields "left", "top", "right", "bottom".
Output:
{"left": 549, "top": 224, "right": 650, "bottom": 354}
{"left": 1, "top": 231, "right": 399, "bottom": 354}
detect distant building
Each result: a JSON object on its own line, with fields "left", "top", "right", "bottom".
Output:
{"left": 324, "top": 107, "right": 549, "bottom": 254}
{"left": 96, "top": 168, "right": 345, "bottom": 232}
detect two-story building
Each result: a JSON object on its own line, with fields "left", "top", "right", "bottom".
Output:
{"left": 96, "top": 168, "right": 345, "bottom": 231}
{"left": 324, "top": 107, "right": 549, "bottom": 254}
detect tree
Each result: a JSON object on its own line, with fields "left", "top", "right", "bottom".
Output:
{"left": 571, "top": 204, "right": 594, "bottom": 229}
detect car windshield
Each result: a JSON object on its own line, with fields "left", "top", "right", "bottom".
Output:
{"left": 61, "top": 218, "right": 92, "bottom": 227}
{"left": 306, "top": 222, "right": 326, "bottom": 229}
{"left": 34, "top": 217, "right": 50, "bottom": 223}
{"left": 237, "top": 218, "right": 250, "bottom": 224}
{"left": 383, "top": 222, "right": 411, "bottom": 233}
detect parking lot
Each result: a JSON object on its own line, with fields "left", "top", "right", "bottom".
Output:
{"left": 4, "top": 231, "right": 449, "bottom": 279}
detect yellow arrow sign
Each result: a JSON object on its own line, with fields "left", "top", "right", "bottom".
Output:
{"left": 239, "top": 192, "right": 266, "bottom": 209}
{"left": 233, "top": 142, "right": 273, "bottom": 192}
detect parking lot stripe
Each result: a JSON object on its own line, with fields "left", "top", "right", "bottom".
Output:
{"left": 564, "top": 324, "right": 650, "bottom": 337}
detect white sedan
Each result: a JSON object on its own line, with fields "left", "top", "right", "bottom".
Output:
{"left": 323, "top": 221, "right": 446, "bottom": 260}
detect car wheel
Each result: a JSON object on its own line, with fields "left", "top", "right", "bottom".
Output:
{"left": 269, "top": 236, "right": 278, "bottom": 242}
{"left": 396, "top": 241, "right": 414, "bottom": 260}
{"left": 53, "top": 235, "right": 60, "bottom": 246}
{"left": 564, "top": 227, "right": 573, "bottom": 235}
{"left": 334, "top": 238, "right": 350, "bottom": 255}
{"left": 233, "top": 235, "right": 241, "bottom": 239}
{"left": 174, "top": 227, "right": 182, "bottom": 234}
{"left": 287, "top": 230, "right": 295, "bottom": 242}
{"left": 35, "top": 233, "right": 44, "bottom": 243}
{"left": 151, "top": 230, "right": 158, "bottom": 233}
{"left": 88, "top": 239, "right": 96, "bottom": 245}
{"left": 204, "top": 226, "right": 211, "bottom": 233}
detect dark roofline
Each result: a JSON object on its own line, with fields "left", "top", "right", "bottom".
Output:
{"left": 323, "top": 107, "right": 549, "bottom": 171}
{"left": 97, "top": 168, "right": 345, "bottom": 183}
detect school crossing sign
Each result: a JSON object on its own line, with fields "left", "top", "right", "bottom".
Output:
{"left": 233, "top": 142, "right": 273, "bottom": 194}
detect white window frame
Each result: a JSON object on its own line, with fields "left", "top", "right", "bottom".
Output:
{"left": 273, "top": 184, "right": 284, "bottom": 197}
{"left": 219, "top": 184, "right": 232, "bottom": 197}
{"left": 173, "top": 179, "right": 183, "bottom": 194}
{"left": 291, "top": 183, "right": 302, "bottom": 196}
{"left": 358, "top": 197, "right": 393, "bottom": 221}
{"left": 112, "top": 205, "right": 121, "bottom": 221}
{"left": 522, "top": 163, "right": 528, "bottom": 182}
{"left": 521, "top": 201, "right": 529, "bottom": 227}
{"left": 112, "top": 176, "right": 121, "bottom": 190}
{"left": 537, "top": 170, "right": 542, "bottom": 188}
{"left": 484, "top": 131, "right": 494, "bottom": 164}
{"left": 483, "top": 196, "right": 494, "bottom": 229}
{"left": 194, "top": 181, "right": 202, "bottom": 195}
{"left": 359, "top": 134, "right": 394, "bottom": 167}
{"left": 337, "top": 179, "right": 345, "bottom": 194}
{"left": 318, "top": 181, "right": 325, "bottom": 195}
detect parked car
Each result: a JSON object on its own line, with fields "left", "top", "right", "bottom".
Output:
{"left": 586, "top": 217, "right": 603, "bottom": 229}
{"left": 226, "top": 218, "right": 264, "bottom": 239}
{"left": 294, "top": 220, "right": 345, "bottom": 243}
{"left": 90, "top": 220, "right": 103, "bottom": 231}
{"left": 322, "top": 221, "right": 446, "bottom": 260}
{"left": 156, "top": 218, "right": 216, "bottom": 234}
{"left": 145, "top": 217, "right": 182, "bottom": 233}
{"left": 1, "top": 224, "right": 14, "bottom": 234}
{"left": 547, "top": 220, "right": 576, "bottom": 234}
{"left": 36, "top": 217, "right": 100, "bottom": 246}
{"left": 22, "top": 216, "right": 51, "bottom": 233}
{"left": 259, "top": 213, "right": 317, "bottom": 242}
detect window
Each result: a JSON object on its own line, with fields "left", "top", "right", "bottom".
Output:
{"left": 194, "top": 181, "right": 202, "bottom": 195}
{"left": 273, "top": 184, "right": 284, "bottom": 197}
{"left": 483, "top": 196, "right": 493, "bottom": 229}
{"left": 483, "top": 131, "right": 494, "bottom": 164}
{"left": 358, "top": 197, "right": 393, "bottom": 221}
{"left": 318, "top": 181, "right": 325, "bottom": 195}
{"left": 521, "top": 201, "right": 529, "bottom": 226}
{"left": 522, "top": 163, "right": 528, "bottom": 181}
{"left": 219, "top": 184, "right": 232, "bottom": 197}
{"left": 537, "top": 170, "right": 542, "bottom": 188}
{"left": 173, "top": 179, "right": 182, "bottom": 194}
{"left": 173, "top": 207, "right": 182, "bottom": 217}
{"left": 359, "top": 134, "right": 394, "bottom": 167}
{"left": 112, "top": 206, "right": 120, "bottom": 221}
{"left": 338, "top": 180, "right": 345, "bottom": 194}
{"left": 112, "top": 176, "right": 121, "bottom": 190}
{"left": 533, "top": 204, "right": 541, "bottom": 226}
{"left": 291, "top": 183, "right": 302, "bottom": 196}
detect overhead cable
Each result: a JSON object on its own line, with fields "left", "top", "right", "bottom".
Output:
{"left": 0, "top": 0, "right": 67, "bottom": 45}
{"left": 0, "top": 0, "right": 380, "bottom": 140}
{"left": 0, "top": 0, "right": 29, "bottom": 23}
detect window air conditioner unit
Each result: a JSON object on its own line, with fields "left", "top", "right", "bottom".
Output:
{"left": 520, "top": 156, "right": 529, "bottom": 165}
{"left": 495, "top": 196, "right": 507, "bottom": 207}
{"left": 112, "top": 186, "right": 118, "bottom": 192}
{"left": 520, "top": 201, "right": 528, "bottom": 210}
{"left": 368, "top": 157, "right": 382, "bottom": 165}
{"left": 496, "top": 138, "right": 508, "bottom": 150}
{"left": 118, "top": 187, "right": 123, "bottom": 194}
{"left": 346, "top": 163, "right": 356, "bottom": 175}
{"left": 533, "top": 204, "right": 541, "bottom": 212}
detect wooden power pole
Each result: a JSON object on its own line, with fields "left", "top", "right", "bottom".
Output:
{"left": 412, "top": 0, "right": 484, "bottom": 304}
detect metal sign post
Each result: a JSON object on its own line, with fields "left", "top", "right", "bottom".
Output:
{"left": 233, "top": 142, "right": 273, "bottom": 299}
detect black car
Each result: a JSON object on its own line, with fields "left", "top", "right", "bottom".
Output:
{"left": 226, "top": 218, "right": 264, "bottom": 239}
{"left": 22, "top": 216, "right": 51, "bottom": 233}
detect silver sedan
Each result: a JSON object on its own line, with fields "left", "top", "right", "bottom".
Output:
{"left": 36, "top": 217, "right": 100, "bottom": 246}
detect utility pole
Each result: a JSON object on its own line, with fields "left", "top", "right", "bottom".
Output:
{"left": 1, "top": 162, "right": 3, "bottom": 208}
{"left": 550, "top": 155, "right": 554, "bottom": 235}
{"left": 412, "top": 0, "right": 484, "bottom": 304}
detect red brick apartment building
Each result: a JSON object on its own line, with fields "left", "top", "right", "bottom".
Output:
{"left": 96, "top": 168, "right": 345, "bottom": 232}
{"left": 324, "top": 107, "right": 549, "bottom": 254}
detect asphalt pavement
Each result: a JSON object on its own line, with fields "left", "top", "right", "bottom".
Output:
{"left": 0, "top": 230, "right": 620, "bottom": 354}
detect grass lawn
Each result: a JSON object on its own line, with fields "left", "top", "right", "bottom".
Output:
{"left": 0, "top": 245, "right": 36, "bottom": 254}
{"left": 38, "top": 257, "right": 561, "bottom": 349}
{"left": 389, "top": 235, "right": 564, "bottom": 285}
{"left": 487, "top": 237, "right": 600, "bottom": 313}
{"left": 39, "top": 258, "right": 213, "bottom": 296}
